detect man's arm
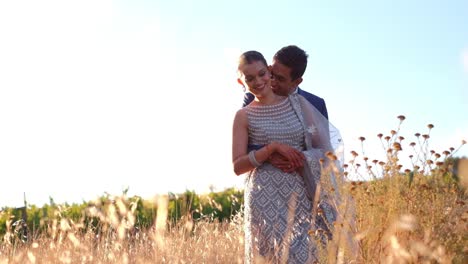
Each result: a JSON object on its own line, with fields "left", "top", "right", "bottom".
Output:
{"left": 242, "top": 92, "right": 255, "bottom": 108}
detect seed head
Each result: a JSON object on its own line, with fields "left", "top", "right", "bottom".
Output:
{"left": 398, "top": 136, "right": 405, "bottom": 141}
{"left": 462, "top": 139, "right": 467, "bottom": 145}
{"left": 350, "top": 151, "right": 358, "bottom": 157}
{"left": 427, "top": 124, "right": 434, "bottom": 129}
{"left": 397, "top": 115, "right": 406, "bottom": 121}
{"left": 409, "top": 142, "right": 416, "bottom": 147}
{"left": 449, "top": 147, "right": 455, "bottom": 152}
{"left": 390, "top": 130, "right": 397, "bottom": 135}
{"left": 392, "top": 142, "right": 402, "bottom": 151}
{"left": 415, "top": 133, "right": 421, "bottom": 137}
{"left": 372, "top": 159, "right": 378, "bottom": 164}
{"left": 422, "top": 134, "right": 430, "bottom": 140}
{"left": 358, "top": 136, "right": 366, "bottom": 142}
{"left": 384, "top": 136, "right": 391, "bottom": 141}
{"left": 442, "top": 150, "right": 450, "bottom": 156}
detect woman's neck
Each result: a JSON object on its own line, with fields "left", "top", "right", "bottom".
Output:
{"left": 253, "top": 93, "right": 284, "bottom": 106}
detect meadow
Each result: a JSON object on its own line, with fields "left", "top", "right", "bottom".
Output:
{"left": 1, "top": 116, "right": 466, "bottom": 263}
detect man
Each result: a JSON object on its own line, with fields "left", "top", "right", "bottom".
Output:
{"left": 243, "top": 45, "right": 328, "bottom": 119}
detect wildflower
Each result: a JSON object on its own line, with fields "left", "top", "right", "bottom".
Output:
{"left": 427, "top": 160, "right": 434, "bottom": 165}
{"left": 430, "top": 150, "right": 435, "bottom": 154}
{"left": 415, "top": 133, "right": 421, "bottom": 137}
{"left": 377, "top": 133, "right": 383, "bottom": 138}
{"left": 392, "top": 142, "right": 402, "bottom": 151}
{"left": 397, "top": 115, "right": 406, "bottom": 121}
{"left": 449, "top": 147, "right": 455, "bottom": 152}
{"left": 378, "top": 161, "right": 385, "bottom": 166}
{"left": 435, "top": 153, "right": 441, "bottom": 159}
{"left": 384, "top": 136, "right": 391, "bottom": 141}
{"left": 427, "top": 124, "right": 434, "bottom": 129}
{"left": 436, "top": 161, "right": 444, "bottom": 166}
{"left": 442, "top": 150, "right": 450, "bottom": 156}
{"left": 409, "top": 155, "right": 413, "bottom": 158}
{"left": 350, "top": 150, "right": 358, "bottom": 157}
{"left": 422, "top": 134, "right": 430, "bottom": 140}
{"left": 404, "top": 169, "right": 411, "bottom": 173}
{"left": 398, "top": 136, "right": 405, "bottom": 141}
{"left": 462, "top": 139, "right": 467, "bottom": 145}
{"left": 390, "top": 130, "right": 397, "bottom": 135}
{"left": 358, "top": 136, "right": 366, "bottom": 141}
{"left": 372, "top": 159, "right": 378, "bottom": 164}
{"left": 363, "top": 157, "right": 369, "bottom": 161}
{"left": 409, "top": 142, "right": 416, "bottom": 147}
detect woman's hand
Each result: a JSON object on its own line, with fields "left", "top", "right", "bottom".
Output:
{"left": 269, "top": 153, "right": 302, "bottom": 173}
{"left": 269, "top": 142, "right": 305, "bottom": 171}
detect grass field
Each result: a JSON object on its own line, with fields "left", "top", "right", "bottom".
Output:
{"left": 1, "top": 117, "right": 466, "bottom": 263}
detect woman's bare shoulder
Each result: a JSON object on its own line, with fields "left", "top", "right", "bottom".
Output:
{"left": 233, "top": 108, "right": 248, "bottom": 126}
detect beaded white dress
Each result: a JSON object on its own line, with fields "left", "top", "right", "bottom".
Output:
{"left": 244, "top": 97, "right": 320, "bottom": 263}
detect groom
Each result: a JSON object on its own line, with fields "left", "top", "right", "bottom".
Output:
{"left": 242, "top": 45, "right": 328, "bottom": 119}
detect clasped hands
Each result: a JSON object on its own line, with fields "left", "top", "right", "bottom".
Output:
{"left": 269, "top": 143, "right": 305, "bottom": 173}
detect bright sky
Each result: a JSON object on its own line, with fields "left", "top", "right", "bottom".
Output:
{"left": 1, "top": 0, "right": 467, "bottom": 207}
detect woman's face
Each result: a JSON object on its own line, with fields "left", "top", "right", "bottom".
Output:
{"left": 238, "top": 60, "right": 271, "bottom": 97}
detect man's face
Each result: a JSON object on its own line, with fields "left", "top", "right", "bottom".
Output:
{"left": 270, "top": 60, "right": 300, "bottom": 96}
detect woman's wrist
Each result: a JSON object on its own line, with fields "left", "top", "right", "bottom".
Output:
{"left": 266, "top": 142, "right": 276, "bottom": 155}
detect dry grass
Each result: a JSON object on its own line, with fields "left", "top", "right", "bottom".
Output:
{"left": 1, "top": 116, "right": 466, "bottom": 263}
{"left": 0, "top": 195, "right": 244, "bottom": 263}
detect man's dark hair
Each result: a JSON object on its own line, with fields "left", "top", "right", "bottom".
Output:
{"left": 238, "top": 50, "right": 267, "bottom": 69}
{"left": 273, "top": 45, "right": 308, "bottom": 81}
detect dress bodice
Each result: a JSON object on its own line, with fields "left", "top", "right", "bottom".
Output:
{"left": 245, "top": 98, "right": 306, "bottom": 151}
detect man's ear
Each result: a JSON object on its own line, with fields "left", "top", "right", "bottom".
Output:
{"left": 237, "top": 78, "right": 244, "bottom": 86}
{"left": 293, "top": 77, "right": 303, "bottom": 87}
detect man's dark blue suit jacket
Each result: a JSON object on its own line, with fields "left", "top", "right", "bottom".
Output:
{"left": 242, "top": 88, "right": 328, "bottom": 119}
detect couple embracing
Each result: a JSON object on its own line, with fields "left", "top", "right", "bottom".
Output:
{"left": 232, "top": 45, "right": 351, "bottom": 263}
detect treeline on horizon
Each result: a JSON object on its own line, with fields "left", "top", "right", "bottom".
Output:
{"left": 1, "top": 156, "right": 465, "bottom": 239}
{"left": 0, "top": 187, "right": 244, "bottom": 238}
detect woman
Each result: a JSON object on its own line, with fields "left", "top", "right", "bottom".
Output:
{"left": 232, "top": 51, "right": 341, "bottom": 263}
